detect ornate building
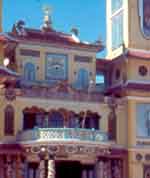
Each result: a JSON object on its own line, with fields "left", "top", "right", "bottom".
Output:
{"left": 0, "top": 3, "right": 127, "bottom": 178}
{"left": 2, "top": 0, "right": 150, "bottom": 177}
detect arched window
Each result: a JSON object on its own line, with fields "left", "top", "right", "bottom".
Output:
{"left": 4, "top": 105, "right": 14, "bottom": 135}
{"left": 48, "top": 112, "right": 64, "bottom": 128}
{"left": 74, "top": 68, "right": 89, "bottom": 90}
{"left": 24, "top": 62, "right": 36, "bottom": 81}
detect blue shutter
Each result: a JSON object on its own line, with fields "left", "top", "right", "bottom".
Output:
{"left": 74, "top": 69, "right": 89, "bottom": 90}
{"left": 24, "top": 63, "right": 36, "bottom": 81}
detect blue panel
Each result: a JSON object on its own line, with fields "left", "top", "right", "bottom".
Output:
{"left": 24, "top": 62, "right": 36, "bottom": 81}
{"left": 45, "top": 53, "right": 68, "bottom": 81}
{"left": 136, "top": 103, "right": 150, "bottom": 137}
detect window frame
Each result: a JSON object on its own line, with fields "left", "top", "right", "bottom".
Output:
{"left": 111, "top": 10, "right": 123, "bottom": 50}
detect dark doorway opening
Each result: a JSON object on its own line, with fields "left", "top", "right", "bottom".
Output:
{"left": 27, "top": 162, "right": 39, "bottom": 178}
{"left": 56, "top": 161, "right": 82, "bottom": 178}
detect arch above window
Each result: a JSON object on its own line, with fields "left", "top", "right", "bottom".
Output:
{"left": 4, "top": 105, "right": 14, "bottom": 135}
{"left": 24, "top": 62, "right": 36, "bottom": 81}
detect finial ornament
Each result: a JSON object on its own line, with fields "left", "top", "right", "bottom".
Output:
{"left": 42, "top": 5, "right": 53, "bottom": 30}
{"left": 42, "top": 5, "right": 53, "bottom": 16}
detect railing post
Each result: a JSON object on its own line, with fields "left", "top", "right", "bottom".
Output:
{"left": 38, "top": 149, "right": 46, "bottom": 178}
{"left": 39, "top": 159, "right": 46, "bottom": 178}
{"left": 47, "top": 155, "right": 55, "bottom": 178}
{"left": 6, "top": 155, "right": 13, "bottom": 178}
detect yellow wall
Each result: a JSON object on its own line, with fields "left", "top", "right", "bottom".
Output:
{"left": 16, "top": 44, "right": 96, "bottom": 84}
{"left": 116, "top": 103, "right": 128, "bottom": 146}
{"left": 0, "top": 92, "right": 110, "bottom": 140}
{"left": 127, "top": 57, "right": 150, "bottom": 82}
{"left": 1, "top": 95, "right": 127, "bottom": 147}
{"left": 109, "top": 60, "right": 126, "bottom": 87}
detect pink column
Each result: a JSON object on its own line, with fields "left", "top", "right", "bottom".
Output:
{"left": 6, "top": 155, "right": 13, "bottom": 178}
{"left": 0, "top": 155, "right": 4, "bottom": 178}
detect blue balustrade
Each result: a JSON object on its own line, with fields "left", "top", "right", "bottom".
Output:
{"left": 17, "top": 128, "right": 108, "bottom": 142}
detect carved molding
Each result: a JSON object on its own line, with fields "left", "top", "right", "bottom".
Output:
{"left": 5, "top": 88, "right": 16, "bottom": 101}
{"left": 25, "top": 144, "right": 111, "bottom": 158}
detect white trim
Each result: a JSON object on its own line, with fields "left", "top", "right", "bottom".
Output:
{"left": 16, "top": 39, "right": 98, "bottom": 53}
{"left": 111, "top": 8, "right": 123, "bottom": 18}
{"left": 128, "top": 146, "right": 150, "bottom": 151}
{"left": 125, "top": 80, "right": 150, "bottom": 85}
{"left": 128, "top": 48, "right": 150, "bottom": 55}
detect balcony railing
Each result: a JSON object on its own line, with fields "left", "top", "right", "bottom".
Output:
{"left": 17, "top": 128, "right": 108, "bottom": 143}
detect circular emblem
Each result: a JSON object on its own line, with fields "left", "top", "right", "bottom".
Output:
{"left": 136, "top": 153, "right": 143, "bottom": 161}
{"left": 139, "top": 66, "right": 148, "bottom": 76}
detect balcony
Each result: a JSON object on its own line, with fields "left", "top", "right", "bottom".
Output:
{"left": 17, "top": 128, "right": 108, "bottom": 143}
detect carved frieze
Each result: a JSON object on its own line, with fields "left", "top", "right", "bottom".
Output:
{"left": 25, "top": 144, "right": 111, "bottom": 158}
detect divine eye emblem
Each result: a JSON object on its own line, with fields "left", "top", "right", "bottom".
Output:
{"left": 46, "top": 54, "right": 68, "bottom": 80}
{"left": 51, "top": 64, "right": 61, "bottom": 70}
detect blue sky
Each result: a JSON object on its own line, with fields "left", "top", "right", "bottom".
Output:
{"left": 3, "top": 0, "right": 106, "bottom": 57}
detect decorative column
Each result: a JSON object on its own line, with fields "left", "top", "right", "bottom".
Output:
{"left": 111, "top": 159, "right": 122, "bottom": 178}
{"left": 47, "top": 156, "right": 55, "bottom": 178}
{"left": 0, "top": 155, "right": 4, "bottom": 178}
{"left": 39, "top": 159, "right": 46, "bottom": 178}
{"left": 6, "top": 155, "right": 13, "bottom": 178}
{"left": 16, "top": 155, "right": 25, "bottom": 178}
{"left": 97, "top": 160, "right": 104, "bottom": 178}
{"left": 96, "top": 159, "right": 111, "bottom": 178}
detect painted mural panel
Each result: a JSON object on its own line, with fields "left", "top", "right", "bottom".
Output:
{"left": 45, "top": 53, "right": 68, "bottom": 80}
{"left": 139, "top": 0, "right": 150, "bottom": 38}
{"left": 136, "top": 103, "right": 150, "bottom": 137}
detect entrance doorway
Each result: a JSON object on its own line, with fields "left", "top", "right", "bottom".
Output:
{"left": 56, "top": 161, "right": 82, "bottom": 178}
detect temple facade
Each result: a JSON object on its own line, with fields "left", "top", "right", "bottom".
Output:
{"left": 0, "top": 5, "right": 127, "bottom": 178}
{"left": 0, "top": 0, "right": 150, "bottom": 178}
